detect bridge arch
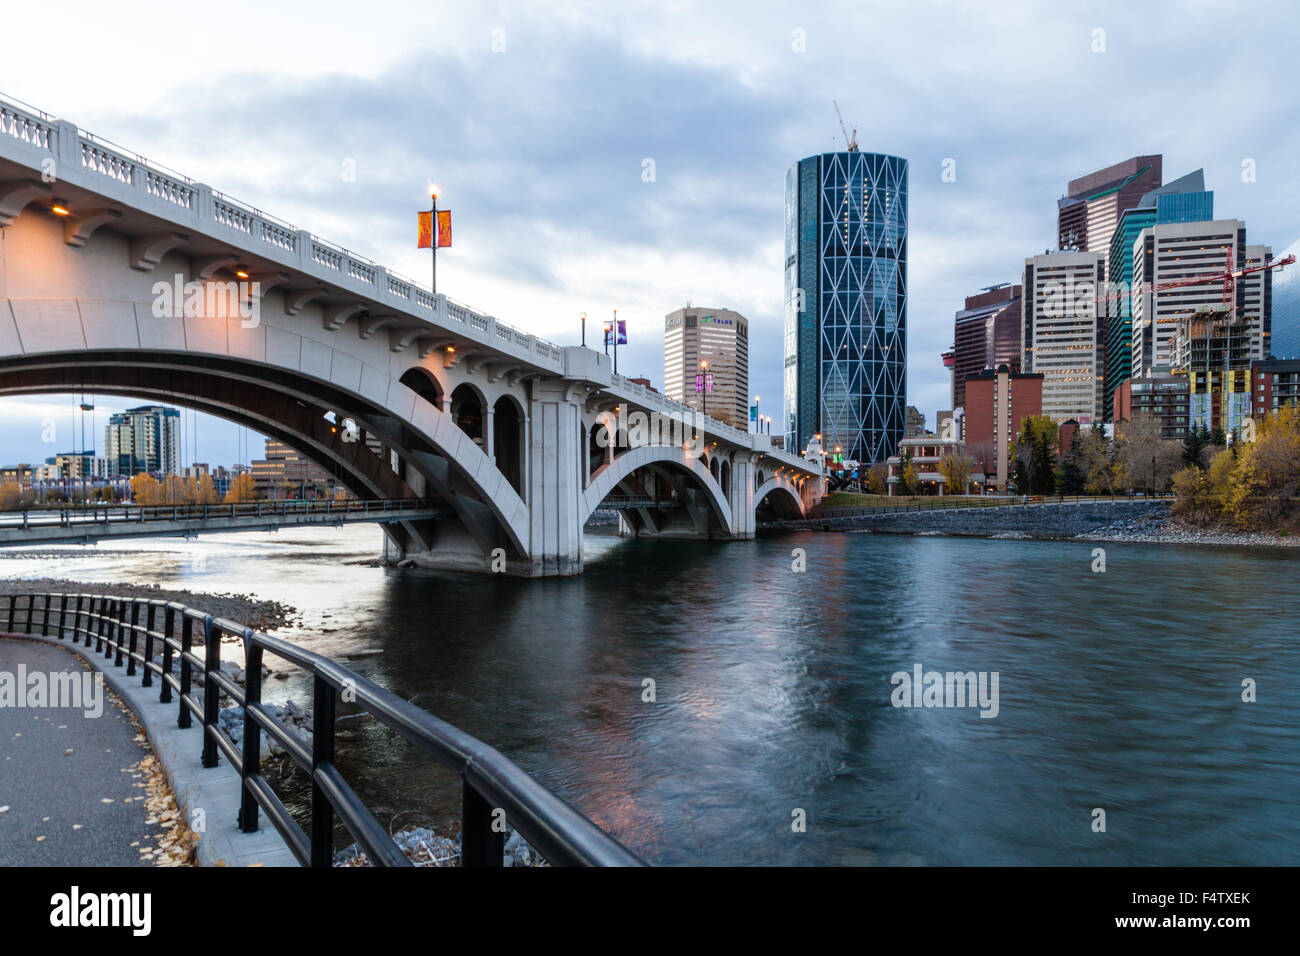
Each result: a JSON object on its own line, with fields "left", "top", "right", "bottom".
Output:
{"left": 399, "top": 366, "right": 446, "bottom": 412}
{"left": 754, "top": 477, "right": 805, "bottom": 519}
{"left": 582, "top": 444, "right": 734, "bottom": 535}
{"left": 0, "top": 346, "right": 531, "bottom": 561}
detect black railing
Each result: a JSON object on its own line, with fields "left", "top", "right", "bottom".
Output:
{"left": 0, "top": 498, "right": 434, "bottom": 531}
{"left": 1, "top": 591, "right": 644, "bottom": 867}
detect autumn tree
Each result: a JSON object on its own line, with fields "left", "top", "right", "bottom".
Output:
{"left": 223, "top": 472, "right": 258, "bottom": 504}
{"left": 866, "top": 463, "right": 889, "bottom": 495}
{"left": 936, "top": 451, "right": 976, "bottom": 495}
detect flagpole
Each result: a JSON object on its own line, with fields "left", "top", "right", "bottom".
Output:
{"left": 613, "top": 308, "right": 618, "bottom": 375}
{"left": 430, "top": 192, "right": 437, "bottom": 295}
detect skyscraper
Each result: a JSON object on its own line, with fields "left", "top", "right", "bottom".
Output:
{"left": 104, "top": 405, "right": 180, "bottom": 477}
{"left": 663, "top": 307, "right": 749, "bottom": 428}
{"left": 1057, "top": 156, "right": 1162, "bottom": 263}
{"left": 1023, "top": 251, "right": 1106, "bottom": 423}
{"left": 784, "top": 151, "right": 908, "bottom": 464}
{"left": 950, "top": 284, "right": 1022, "bottom": 411}
{"left": 1104, "top": 169, "right": 1213, "bottom": 419}
{"left": 1270, "top": 238, "right": 1300, "bottom": 359}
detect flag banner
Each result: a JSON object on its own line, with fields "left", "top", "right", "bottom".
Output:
{"left": 436, "top": 210, "right": 452, "bottom": 247}
{"left": 604, "top": 320, "right": 627, "bottom": 346}
{"left": 705, "top": 373, "right": 714, "bottom": 393}
{"left": 695, "top": 374, "right": 703, "bottom": 393}
{"left": 417, "top": 211, "right": 433, "bottom": 249}
{"left": 750, "top": 406, "right": 757, "bottom": 420}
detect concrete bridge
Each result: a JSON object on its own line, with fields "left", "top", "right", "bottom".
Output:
{"left": 0, "top": 94, "right": 823, "bottom": 575}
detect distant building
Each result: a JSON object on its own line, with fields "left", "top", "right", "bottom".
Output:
{"left": 0, "top": 464, "right": 34, "bottom": 489}
{"left": 104, "top": 405, "right": 180, "bottom": 476}
{"left": 963, "top": 365, "right": 1043, "bottom": 491}
{"left": 1024, "top": 251, "right": 1106, "bottom": 423}
{"left": 1057, "top": 155, "right": 1162, "bottom": 265}
{"left": 1250, "top": 358, "right": 1300, "bottom": 420}
{"left": 951, "top": 285, "right": 1022, "bottom": 410}
{"left": 885, "top": 436, "right": 984, "bottom": 496}
{"left": 1271, "top": 239, "right": 1300, "bottom": 358}
{"left": 1113, "top": 374, "right": 1191, "bottom": 439}
{"left": 1104, "top": 169, "right": 1213, "bottom": 420}
{"left": 664, "top": 307, "right": 748, "bottom": 428}
{"left": 251, "top": 440, "right": 342, "bottom": 499}
{"left": 44, "top": 450, "right": 108, "bottom": 481}
{"left": 905, "top": 405, "right": 926, "bottom": 437}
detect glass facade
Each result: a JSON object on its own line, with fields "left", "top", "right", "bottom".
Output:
{"left": 783, "top": 152, "right": 908, "bottom": 463}
{"left": 1156, "top": 190, "right": 1214, "bottom": 225}
{"left": 1105, "top": 206, "right": 1155, "bottom": 420}
{"left": 1272, "top": 238, "right": 1300, "bottom": 359}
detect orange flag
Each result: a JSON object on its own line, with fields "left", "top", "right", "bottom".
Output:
{"left": 417, "top": 211, "right": 432, "bottom": 249}
{"left": 436, "top": 210, "right": 452, "bottom": 248}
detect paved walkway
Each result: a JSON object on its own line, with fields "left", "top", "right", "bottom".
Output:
{"left": 0, "top": 637, "right": 158, "bottom": 866}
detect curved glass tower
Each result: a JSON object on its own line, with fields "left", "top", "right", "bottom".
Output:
{"left": 783, "top": 151, "right": 907, "bottom": 464}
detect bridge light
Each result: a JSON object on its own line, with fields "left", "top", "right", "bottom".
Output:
{"left": 51, "top": 199, "right": 70, "bottom": 216}
{"left": 445, "top": 345, "right": 455, "bottom": 353}
{"left": 235, "top": 268, "right": 250, "bottom": 280}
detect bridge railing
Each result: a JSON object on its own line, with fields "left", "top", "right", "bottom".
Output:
{"left": 0, "top": 497, "right": 432, "bottom": 530}
{"left": 0, "top": 88, "right": 566, "bottom": 376}
{"left": 2, "top": 591, "right": 644, "bottom": 868}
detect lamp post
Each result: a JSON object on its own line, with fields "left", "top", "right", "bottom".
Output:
{"left": 428, "top": 187, "right": 439, "bottom": 294}
{"left": 581, "top": 312, "right": 586, "bottom": 348}
{"left": 699, "top": 359, "right": 710, "bottom": 418}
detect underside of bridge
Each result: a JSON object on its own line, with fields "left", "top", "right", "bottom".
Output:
{"left": 0, "top": 351, "right": 528, "bottom": 571}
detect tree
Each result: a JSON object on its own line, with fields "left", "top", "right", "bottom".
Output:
{"left": 1223, "top": 404, "right": 1300, "bottom": 526}
{"left": 899, "top": 450, "right": 920, "bottom": 496}
{"left": 195, "top": 474, "right": 219, "bottom": 505}
{"left": 0, "top": 481, "right": 32, "bottom": 511}
{"left": 224, "top": 473, "right": 258, "bottom": 504}
{"left": 866, "top": 463, "right": 889, "bottom": 495}
{"left": 1016, "top": 416, "right": 1059, "bottom": 495}
{"left": 936, "top": 451, "right": 976, "bottom": 495}
{"left": 1183, "top": 426, "right": 1212, "bottom": 470}
{"left": 130, "top": 473, "right": 162, "bottom": 506}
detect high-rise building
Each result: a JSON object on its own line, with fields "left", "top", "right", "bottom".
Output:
{"left": 963, "top": 365, "right": 1043, "bottom": 491}
{"left": 951, "top": 284, "right": 1022, "bottom": 411}
{"left": 1023, "top": 251, "right": 1105, "bottom": 422}
{"left": 663, "top": 307, "right": 749, "bottom": 428}
{"left": 104, "top": 405, "right": 180, "bottom": 477}
{"left": 1113, "top": 375, "right": 1191, "bottom": 439}
{"left": 784, "top": 151, "right": 908, "bottom": 464}
{"left": 1103, "top": 170, "right": 1212, "bottom": 420}
{"left": 1131, "top": 220, "right": 1263, "bottom": 378}
{"left": 1057, "top": 156, "right": 1162, "bottom": 264}
{"left": 1271, "top": 239, "right": 1300, "bottom": 359}
{"left": 251, "top": 440, "right": 340, "bottom": 499}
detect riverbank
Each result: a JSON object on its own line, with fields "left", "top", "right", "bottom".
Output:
{"left": 0, "top": 578, "right": 300, "bottom": 630}
{"left": 779, "top": 499, "right": 1299, "bottom": 549}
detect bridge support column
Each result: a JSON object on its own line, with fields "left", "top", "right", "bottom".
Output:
{"left": 730, "top": 454, "right": 758, "bottom": 539}
{"left": 524, "top": 381, "right": 584, "bottom": 575}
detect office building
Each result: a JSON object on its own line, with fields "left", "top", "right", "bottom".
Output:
{"left": 1271, "top": 239, "right": 1300, "bottom": 358}
{"left": 251, "top": 440, "right": 341, "bottom": 499}
{"left": 951, "top": 284, "right": 1022, "bottom": 411}
{"left": 963, "top": 365, "right": 1044, "bottom": 491}
{"left": 664, "top": 307, "right": 749, "bottom": 428}
{"left": 1113, "top": 374, "right": 1191, "bottom": 439}
{"left": 1251, "top": 358, "right": 1300, "bottom": 418}
{"left": 1103, "top": 169, "right": 1212, "bottom": 420}
{"left": 1057, "top": 156, "right": 1162, "bottom": 263}
{"left": 104, "top": 405, "right": 180, "bottom": 477}
{"left": 1023, "top": 251, "right": 1105, "bottom": 423}
{"left": 784, "top": 150, "right": 908, "bottom": 464}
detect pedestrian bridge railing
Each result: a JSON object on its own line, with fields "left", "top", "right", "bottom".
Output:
{"left": 0, "top": 497, "right": 436, "bottom": 531}
{"left": 2, "top": 591, "right": 644, "bottom": 867}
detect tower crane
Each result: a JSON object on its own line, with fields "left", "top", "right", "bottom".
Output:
{"left": 833, "top": 101, "right": 858, "bottom": 152}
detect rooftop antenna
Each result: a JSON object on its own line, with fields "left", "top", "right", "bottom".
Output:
{"left": 833, "top": 100, "right": 858, "bottom": 152}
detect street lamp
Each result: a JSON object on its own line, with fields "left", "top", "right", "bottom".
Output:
{"left": 699, "top": 359, "right": 710, "bottom": 418}
{"left": 581, "top": 311, "right": 587, "bottom": 348}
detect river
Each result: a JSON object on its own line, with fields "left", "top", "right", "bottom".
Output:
{"left": 3, "top": 525, "right": 1297, "bottom": 865}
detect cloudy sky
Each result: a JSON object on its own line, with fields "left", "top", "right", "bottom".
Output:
{"left": 2, "top": 0, "right": 1296, "bottom": 465}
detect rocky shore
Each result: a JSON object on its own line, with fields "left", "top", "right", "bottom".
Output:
{"left": 1077, "top": 512, "right": 1299, "bottom": 548}
{"left": 334, "top": 826, "right": 546, "bottom": 867}
{"left": 0, "top": 578, "right": 300, "bottom": 630}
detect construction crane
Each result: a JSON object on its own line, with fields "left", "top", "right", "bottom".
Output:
{"left": 833, "top": 101, "right": 858, "bottom": 152}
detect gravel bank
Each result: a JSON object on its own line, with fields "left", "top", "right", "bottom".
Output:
{"left": 0, "top": 578, "right": 300, "bottom": 631}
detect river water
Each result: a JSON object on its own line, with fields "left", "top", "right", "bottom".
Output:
{"left": 3, "top": 525, "right": 1297, "bottom": 865}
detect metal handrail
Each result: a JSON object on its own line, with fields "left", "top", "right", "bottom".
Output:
{"left": 2, "top": 591, "right": 643, "bottom": 868}
{"left": 0, "top": 497, "right": 431, "bottom": 530}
